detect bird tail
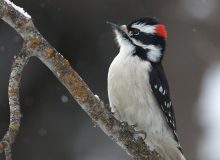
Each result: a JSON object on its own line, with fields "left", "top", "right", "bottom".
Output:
{"left": 146, "top": 136, "right": 186, "bottom": 160}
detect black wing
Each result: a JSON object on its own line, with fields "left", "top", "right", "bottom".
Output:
{"left": 149, "top": 63, "right": 179, "bottom": 142}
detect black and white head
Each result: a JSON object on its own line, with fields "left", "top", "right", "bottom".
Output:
{"left": 108, "top": 17, "right": 167, "bottom": 63}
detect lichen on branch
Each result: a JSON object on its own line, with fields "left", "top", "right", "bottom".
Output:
{"left": 0, "top": 0, "right": 163, "bottom": 160}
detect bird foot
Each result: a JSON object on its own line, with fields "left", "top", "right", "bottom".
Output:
{"left": 120, "top": 122, "right": 147, "bottom": 140}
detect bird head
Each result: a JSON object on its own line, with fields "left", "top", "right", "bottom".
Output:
{"left": 107, "top": 17, "right": 167, "bottom": 63}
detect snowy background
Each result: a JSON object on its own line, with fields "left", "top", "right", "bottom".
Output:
{"left": 0, "top": 0, "right": 220, "bottom": 160}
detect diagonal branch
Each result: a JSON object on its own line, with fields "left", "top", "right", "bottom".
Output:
{"left": 0, "top": 0, "right": 163, "bottom": 159}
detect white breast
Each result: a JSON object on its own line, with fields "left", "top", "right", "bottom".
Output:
{"left": 107, "top": 49, "right": 173, "bottom": 142}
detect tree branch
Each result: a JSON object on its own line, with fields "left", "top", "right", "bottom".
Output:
{"left": 0, "top": 0, "right": 163, "bottom": 159}
{"left": 0, "top": 44, "right": 30, "bottom": 160}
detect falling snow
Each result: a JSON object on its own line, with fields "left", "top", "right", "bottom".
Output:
{"left": 40, "top": 2, "right": 45, "bottom": 8}
{"left": 13, "top": 35, "right": 20, "bottom": 43}
{"left": 159, "top": 86, "right": 163, "bottom": 93}
{"left": 38, "top": 128, "right": 47, "bottom": 136}
{"left": 61, "top": 95, "right": 69, "bottom": 103}
{"left": 192, "top": 28, "right": 197, "bottom": 33}
{"left": 0, "top": 46, "right": 5, "bottom": 52}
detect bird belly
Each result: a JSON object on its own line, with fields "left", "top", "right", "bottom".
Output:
{"left": 108, "top": 55, "right": 169, "bottom": 136}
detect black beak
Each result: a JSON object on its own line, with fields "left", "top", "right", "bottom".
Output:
{"left": 106, "top": 21, "right": 127, "bottom": 36}
{"left": 106, "top": 21, "right": 121, "bottom": 30}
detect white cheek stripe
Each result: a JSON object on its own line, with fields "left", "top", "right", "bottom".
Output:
{"left": 146, "top": 45, "right": 162, "bottom": 62}
{"left": 132, "top": 23, "right": 156, "bottom": 34}
{"left": 130, "top": 38, "right": 161, "bottom": 62}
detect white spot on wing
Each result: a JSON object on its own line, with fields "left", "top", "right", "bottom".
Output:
{"left": 167, "top": 101, "right": 172, "bottom": 108}
{"left": 163, "top": 90, "right": 166, "bottom": 95}
{"left": 154, "top": 85, "right": 158, "bottom": 89}
{"left": 169, "top": 112, "right": 171, "bottom": 117}
{"left": 159, "top": 86, "right": 163, "bottom": 93}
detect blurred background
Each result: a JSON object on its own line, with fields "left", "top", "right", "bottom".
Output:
{"left": 0, "top": 0, "right": 220, "bottom": 159}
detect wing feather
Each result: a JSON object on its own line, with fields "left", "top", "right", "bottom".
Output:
{"left": 149, "top": 63, "right": 179, "bottom": 142}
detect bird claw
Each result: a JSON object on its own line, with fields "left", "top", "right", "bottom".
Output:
{"left": 133, "top": 129, "right": 147, "bottom": 140}
{"left": 120, "top": 121, "right": 147, "bottom": 140}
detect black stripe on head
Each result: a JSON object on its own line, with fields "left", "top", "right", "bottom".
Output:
{"left": 132, "top": 45, "right": 149, "bottom": 61}
{"left": 131, "top": 32, "right": 166, "bottom": 53}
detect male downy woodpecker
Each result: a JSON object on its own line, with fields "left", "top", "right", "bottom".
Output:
{"left": 107, "top": 17, "right": 186, "bottom": 160}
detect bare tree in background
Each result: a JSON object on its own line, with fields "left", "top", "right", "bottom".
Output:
{"left": 0, "top": 0, "right": 166, "bottom": 160}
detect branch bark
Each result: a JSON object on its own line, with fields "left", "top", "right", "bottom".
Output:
{"left": 0, "top": 0, "right": 163, "bottom": 159}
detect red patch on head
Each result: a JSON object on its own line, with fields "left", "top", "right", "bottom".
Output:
{"left": 155, "top": 24, "right": 167, "bottom": 39}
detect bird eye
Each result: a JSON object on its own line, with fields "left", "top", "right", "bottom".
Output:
{"left": 132, "top": 28, "right": 140, "bottom": 35}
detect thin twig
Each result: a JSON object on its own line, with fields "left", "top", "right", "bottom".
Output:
{"left": 4, "top": 141, "right": 12, "bottom": 160}
{"left": 0, "top": 0, "right": 163, "bottom": 159}
{"left": 0, "top": 45, "right": 30, "bottom": 159}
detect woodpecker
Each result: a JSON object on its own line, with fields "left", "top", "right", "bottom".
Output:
{"left": 107, "top": 17, "right": 186, "bottom": 160}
